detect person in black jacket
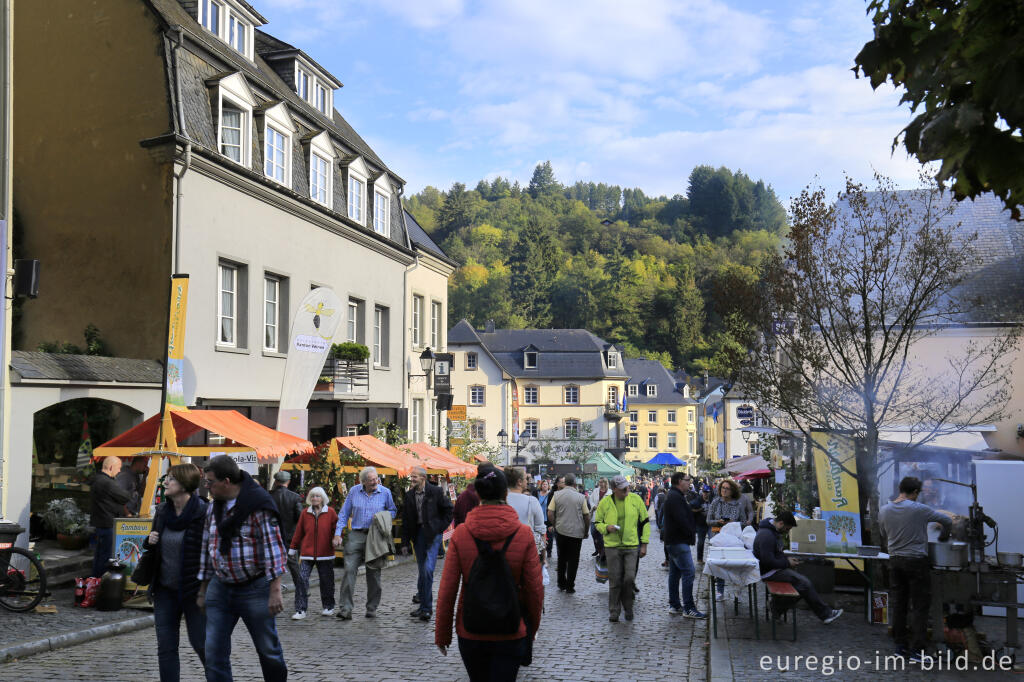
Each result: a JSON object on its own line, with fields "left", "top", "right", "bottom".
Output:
{"left": 91, "top": 456, "right": 133, "bottom": 577}
{"left": 752, "top": 511, "right": 842, "bottom": 623}
{"left": 662, "top": 472, "right": 705, "bottom": 618}
{"left": 144, "top": 463, "right": 209, "bottom": 681}
{"left": 686, "top": 486, "right": 711, "bottom": 562}
{"left": 402, "top": 466, "right": 454, "bottom": 621}
{"left": 270, "top": 471, "right": 303, "bottom": 594}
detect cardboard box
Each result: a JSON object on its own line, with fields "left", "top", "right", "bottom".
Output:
{"left": 789, "top": 518, "right": 826, "bottom": 554}
{"left": 871, "top": 591, "right": 889, "bottom": 624}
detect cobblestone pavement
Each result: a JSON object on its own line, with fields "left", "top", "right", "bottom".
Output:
{"left": 713, "top": 588, "right": 1019, "bottom": 681}
{"left": 0, "top": 538, "right": 709, "bottom": 681}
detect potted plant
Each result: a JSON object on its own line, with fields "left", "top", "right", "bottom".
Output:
{"left": 42, "top": 498, "right": 90, "bottom": 550}
{"left": 331, "top": 342, "right": 370, "bottom": 362}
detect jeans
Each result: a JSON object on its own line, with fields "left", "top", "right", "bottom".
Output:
{"left": 204, "top": 577, "right": 287, "bottom": 682}
{"left": 414, "top": 530, "right": 442, "bottom": 614}
{"left": 695, "top": 526, "right": 708, "bottom": 562}
{"left": 339, "top": 530, "right": 382, "bottom": 615}
{"left": 457, "top": 636, "right": 526, "bottom": 682}
{"left": 768, "top": 568, "right": 832, "bottom": 620}
{"left": 92, "top": 527, "right": 114, "bottom": 578}
{"left": 889, "top": 555, "right": 931, "bottom": 651}
{"left": 666, "top": 543, "right": 696, "bottom": 611}
{"left": 605, "top": 546, "right": 639, "bottom": 617}
{"left": 153, "top": 587, "right": 206, "bottom": 681}
{"left": 294, "top": 560, "right": 335, "bottom": 613}
{"left": 554, "top": 534, "right": 583, "bottom": 590}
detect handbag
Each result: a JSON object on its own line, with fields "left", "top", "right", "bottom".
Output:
{"left": 131, "top": 508, "right": 163, "bottom": 586}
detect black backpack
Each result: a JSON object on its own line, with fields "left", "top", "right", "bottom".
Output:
{"left": 462, "top": 532, "right": 521, "bottom": 635}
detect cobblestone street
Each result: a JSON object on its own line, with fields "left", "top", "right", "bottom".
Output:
{"left": 0, "top": 539, "right": 709, "bottom": 681}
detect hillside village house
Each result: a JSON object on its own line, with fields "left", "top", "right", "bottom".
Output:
{"left": 622, "top": 358, "right": 698, "bottom": 469}
{"left": 447, "top": 321, "right": 628, "bottom": 464}
{"left": 13, "top": 1, "right": 452, "bottom": 443}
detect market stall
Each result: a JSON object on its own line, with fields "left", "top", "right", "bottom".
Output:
{"left": 400, "top": 442, "right": 478, "bottom": 477}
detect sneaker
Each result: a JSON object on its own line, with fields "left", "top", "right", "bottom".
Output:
{"left": 823, "top": 608, "right": 843, "bottom": 624}
{"left": 411, "top": 608, "right": 425, "bottom": 617}
{"left": 365, "top": 611, "right": 376, "bottom": 618}
{"left": 291, "top": 611, "right": 306, "bottom": 620}
{"left": 633, "top": 585, "right": 640, "bottom": 594}
{"left": 609, "top": 615, "right": 619, "bottom": 623}
{"left": 683, "top": 608, "right": 707, "bottom": 619}
{"left": 418, "top": 611, "right": 431, "bottom": 621}
{"left": 566, "top": 587, "right": 576, "bottom": 594}
{"left": 412, "top": 594, "right": 420, "bottom": 604}
{"left": 908, "top": 651, "right": 926, "bottom": 665}
{"left": 321, "top": 608, "right": 336, "bottom": 616}
{"left": 668, "top": 606, "right": 684, "bottom": 616}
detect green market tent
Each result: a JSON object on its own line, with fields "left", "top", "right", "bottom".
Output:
{"left": 584, "top": 451, "right": 634, "bottom": 489}
{"left": 632, "top": 461, "right": 662, "bottom": 472}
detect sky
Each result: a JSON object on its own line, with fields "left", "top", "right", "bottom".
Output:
{"left": 258, "top": 0, "right": 922, "bottom": 204}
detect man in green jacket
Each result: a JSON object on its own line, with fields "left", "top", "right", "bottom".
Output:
{"left": 595, "top": 474, "right": 650, "bottom": 622}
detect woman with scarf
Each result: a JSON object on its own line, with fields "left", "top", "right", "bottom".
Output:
{"left": 144, "top": 463, "right": 209, "bottom": 681}
{"left": 289, "top": 486, "right": 339, "bottom": 619}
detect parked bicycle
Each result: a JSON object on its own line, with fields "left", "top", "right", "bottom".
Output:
{"left": 0, "top": 527, "right": 47, "bottom": 612}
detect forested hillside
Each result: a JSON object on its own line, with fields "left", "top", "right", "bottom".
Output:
{"left": 406, "top": 163, "right": 786, "bottom": 375}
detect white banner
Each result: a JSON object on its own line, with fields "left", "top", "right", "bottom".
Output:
{"left": 275, "top": 287, "right": 343, "bottom": 440}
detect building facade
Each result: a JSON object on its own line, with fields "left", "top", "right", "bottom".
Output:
{"left": 622, "top": 358, "right": 698, "bottom": 468}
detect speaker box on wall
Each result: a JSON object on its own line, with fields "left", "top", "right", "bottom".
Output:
{"left": 13, "top": 259, "right": 40, "bottom": 298}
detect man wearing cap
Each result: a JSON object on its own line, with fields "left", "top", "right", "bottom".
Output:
{"left": 594, "top": 475, "right": 650, "bottom": 622}
{"left": 270, "top": 470, "right": 303, "bottom": 593}
{"left": 547, "top": 473, "right": 590, "bottom": 593}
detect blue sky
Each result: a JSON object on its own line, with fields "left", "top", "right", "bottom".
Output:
{"left": 258, "top": 0, "right": 921, "bottom": 204}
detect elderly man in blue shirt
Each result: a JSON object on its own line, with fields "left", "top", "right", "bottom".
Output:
{"left": 333, "top": 466, "right": 397, "bottom": 620}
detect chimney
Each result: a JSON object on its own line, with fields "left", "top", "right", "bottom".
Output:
{"left": 683, "top": 384, "right": 690, "bottom": 399}
{"left": 485, "top": 319, "right": 495, "bottom": 333}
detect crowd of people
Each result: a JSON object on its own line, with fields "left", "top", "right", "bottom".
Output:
{"left": 88, "top": 455, "right": 956, "bottom": 680}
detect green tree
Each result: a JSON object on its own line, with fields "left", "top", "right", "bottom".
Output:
{"left": 508, "top": 221, "right": 562, "bottom": 326}
{"left": 527, "top": 161, "right": 562, "bottom": 199}
{"left": 854, "top": 0, "right": 1024, "bottom": 218}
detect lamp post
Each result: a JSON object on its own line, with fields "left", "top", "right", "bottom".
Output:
{"left": 497, "top": 428, "right": 509, "bottom": 464}
{"left": 419, "top": 347, "right": 435, "bottom": 390}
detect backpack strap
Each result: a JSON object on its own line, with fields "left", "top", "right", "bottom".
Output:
{"left": 469, "top": 531, "right": 517, "bottom": 556}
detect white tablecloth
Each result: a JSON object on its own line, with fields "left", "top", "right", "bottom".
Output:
{"left": 703, "top": 547, "right": 761, "bottom": 602}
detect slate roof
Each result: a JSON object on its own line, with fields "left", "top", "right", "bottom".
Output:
{"left": 447, "top": 320, "right": 628, "bottom": 379}
{"left": 404, "top": 210, "right": 457, "bottom": 265}
{"left": 624, "top": 358, "right": 696, "bottom": 405}
{"left": 11, "top": 352, "right": 163, "bottom": 384}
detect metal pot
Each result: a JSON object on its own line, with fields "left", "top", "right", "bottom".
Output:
{"left": 997, "top": 551, "right": 1023, "bottom": 568}
{"left": 929, "top": 540, "right": 968, "bottom": 569}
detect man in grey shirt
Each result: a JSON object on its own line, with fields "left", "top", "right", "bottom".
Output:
{"left": 878, "top": 476, "right": 951, "bottom": 661}
{"left": 506, "top": 467, "right": 546, "bottom": 558}
{"left": 547, "top": 473, "right": 590, "bottom": 593}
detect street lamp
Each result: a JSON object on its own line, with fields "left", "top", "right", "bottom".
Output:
{"left": 497, "top": 428, "right": 508, "bottom": 466}
{"left": 419, "top": 347, "right": 435, "bottom": 389}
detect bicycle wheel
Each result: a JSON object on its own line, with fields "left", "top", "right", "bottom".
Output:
{"left": 0, "top": 546, "right": 47, "bottom": 612}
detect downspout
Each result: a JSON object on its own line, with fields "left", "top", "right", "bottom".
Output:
{"left": 171, "top": 27, "right": 192, "bottom": 273}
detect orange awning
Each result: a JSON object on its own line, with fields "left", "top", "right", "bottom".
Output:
{"left": 97, "top": 410, "right": 314, "bottom": 461}
{"left": 400, "top": 442, "right": 477, "bottom": 477}
{"left": 306, "top": 435, "right": 423, "bottom": 476}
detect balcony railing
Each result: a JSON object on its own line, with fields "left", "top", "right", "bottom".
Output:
{"left": 314, "top": 358, "right": 370, "bottom": 400}
{"left": 604, "top": 401, "right": 626, "bottom": 420}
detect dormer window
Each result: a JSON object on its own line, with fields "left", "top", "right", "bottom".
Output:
{"left": 260, "top": 103, "right": 295, "bottom": 188}
{"left": 265, "top": 127, "right": 286, "bottom": 182}
{"left": 316, "top": 83, "right": 331, "bottom": 115}
{"left": 646, "top": 384, "right": 657, "bottom": 397}
{"left": 524, "top": 351, "right": 537, "bottom": 369}
{"left": 210, "top": 72, "right": 257, "bottom": 168}
{"left": 607, "top": 351, "right": 618, "bottom": 369}
{"left": 628, "top": 384, "right": 638, "bottom": 397}
{"left": 220, "top": 104, "right": 245, "bottom": 162}
{"left": 296, "top": 67, "right": 310, "bottom": 100}
{"left": 306, "top": 132, "right": 334, "bottom": 208}
{"left": 229, "top": 13, "right": 248, "bottom": 54}
{"left": 348, "top": 177, "right": 364, "bottom": 223}
{"left": 200, "top": 0, "right": 222, "bottom": 34}
{"left": 198, "top": 0, "right": 257, "bottom": 60}
{"left": 292, "top": 60, "right": 336, "bottom": 117}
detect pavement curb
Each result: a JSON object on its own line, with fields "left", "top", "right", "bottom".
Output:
{"left": 706, "top": 573, "right": 734, "bottom": 682}
{"left": 0, "top": 614, "right": 155, "bottom": 663}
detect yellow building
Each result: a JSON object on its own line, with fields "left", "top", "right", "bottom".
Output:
{"left": 623, "top": 359, "right": 698, "bottom": 470}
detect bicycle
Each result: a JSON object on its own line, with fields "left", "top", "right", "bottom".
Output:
{"left": 0, "top": 534, "right": 47, "bottom": 612}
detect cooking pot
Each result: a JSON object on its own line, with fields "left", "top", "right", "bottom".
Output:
{"left": 997, "top": 551, "right": 1023, "bottom": 568}
{"left": 929, "top": 540, "right": 967, "bottom": 569}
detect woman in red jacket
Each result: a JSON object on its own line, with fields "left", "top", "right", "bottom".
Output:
{"left": 435, "top": 466, "right": 543, "bottom": 682}
{"left": 288, "top": 486, "right": 339, "bottom": 619}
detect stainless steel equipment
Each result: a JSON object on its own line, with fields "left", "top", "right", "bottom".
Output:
{"left": 997, "top": 552, "right": 1023, "bottom": 568}
{"left": 929, "top": 540, "right": 968, "bottom": 569}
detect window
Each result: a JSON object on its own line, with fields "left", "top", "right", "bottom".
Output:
{"left": 264, "top": 126, "right": 287, "bottom": 183}
{"left": 470, "top": 420, "right": 486, "bottom": 441}
{"left": 667, "top": 410, "right": 677, "bottom": 423}
{"left": 629, "top": 410, "right": 637, "bottom": 423}
{"left": 347, "top": 299, "right": 364, "bottom": 343}
{"left": 648, "top": 433, "right": 657, "bottom": 448}
{"left": 372, "top": 305, "right": 389, "bottom": 366}
{"left": 608, "top": 385, "right": 619, "bottom": 406}
{"left": 626, "top": 433, "right": 638, "bottom": 448}
{"left": 373, "top": 191, "right": 390, "bottom": 235}
{"left": 412, "top": 295, "right": 423, "bottom": 347}
{"left": 348, "top": 176, "right": 364, "bottom": 223}
{"left": 628, "top": 384, "right": 638, "bottom": 397}
{"left": 564, "top": 419, "right": 580, "bottom": 439}
{"left": 345, "top": 425, "right": 359, "bottom": 437}
{"left": 689, "top": 433, "right": 695, "bottom": 455}
{"left": 263, "top": 276, "right": 279, "bottom": 351}
{"left": 564, "top": 385, "right": 579, "bottom": 404}
{"left": 647, "top": 410, "right": 657, "bottom": 423}
{"left": 469, "top": 385, "right": 485, "bottom": 406}
{"left": 296, "top": 66, "right": 310, "bottom": 101}
{"left": 607, "top": 351, "right": 617, "bottom": 369}
{"left": 199, "top": 0, "right": 252, "bottom": 58}
{"left": 667, "top": 433, "right": 677, "bottom": 449}
{"left": 310, "top": 153, "right": 329, "bottom": 206}
{"left": 220, "top": 104, "right": 244, "bottom": 162}
{"left": 411, "top": 399, "right": 423, "bottom": 443}
{"left": 646, "top": 384, "right": 657, "bottom": 397}
{"left": 200, "top": 0, "right": 222, "bottom": 35}
{"left": 466, "top": 352, "right": 478, "bottom": 370}
{"left": 218, "top": 263, "right": 237, "bottom": 346}
{"left": 315, "top": 83, "right": 330, "bottom": 115}
{"left": 524, "top": 351, "right": 537, "bottom": 369}
{"left": 522, "top": 419, "right": 538, "bottom": 440}
{"left": 431, "top": 301, "right": 442, "bottom": 349}
{"left": 688, "top": 409, "right": 694, "bottom": 423}
{"left": 229, "top": 12, "right": 247, "bottom": 54}
{"left": 523, "top": 386, "right": 538, "bottom": 404}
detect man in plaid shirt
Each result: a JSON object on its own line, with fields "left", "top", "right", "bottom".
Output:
{"left": 197, "top": 456, "right": 288, "bottom": 682}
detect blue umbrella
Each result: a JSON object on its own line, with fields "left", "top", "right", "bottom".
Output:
{"left": 647, "top": 452, "right": 684, "bottom": 466}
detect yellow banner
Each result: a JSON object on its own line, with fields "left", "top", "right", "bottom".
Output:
{"left": 165, "top": 275, "right": 189, "bottom": 410}
{"left": 811, "top": 432, "right": 862, "bottom": 554}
